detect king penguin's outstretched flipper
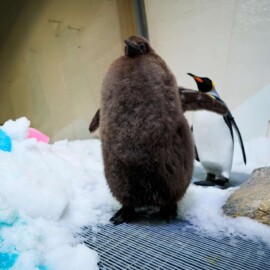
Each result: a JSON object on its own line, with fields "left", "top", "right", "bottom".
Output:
{"left": 89, "top": 109, "right": 100, "bottom": 133}
{"left": 179, "top": 87, "right": 228, "bottom": 115}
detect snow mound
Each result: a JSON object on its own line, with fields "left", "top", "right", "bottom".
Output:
{"left": 1, "top": 117, "right": 30, "bottom": 141}
{"left": 0, "top": 116, "right": 270, "bottom": 269}
{"left": 0, "top": 118, "right": 115, "bottom": 269}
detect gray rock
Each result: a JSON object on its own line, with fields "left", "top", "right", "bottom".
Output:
{"left": 223, "top": 167, "right": 270, "bottom": 225}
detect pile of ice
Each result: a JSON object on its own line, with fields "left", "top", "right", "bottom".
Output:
{"left": 0, "top": 117, "right": 270, "bottom": 269}
{"left": 0, "top": 117, "right": 117, "bottom": 270}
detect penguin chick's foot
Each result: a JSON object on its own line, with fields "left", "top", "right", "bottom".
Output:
{"left": 160, "top": 203, "right": 178, "bottom": 223}
{"left": 194, "top": 177, "right": 229, "bottom": 187}
{"left": 110, "top": 206, "right": 136, "bottom": 225}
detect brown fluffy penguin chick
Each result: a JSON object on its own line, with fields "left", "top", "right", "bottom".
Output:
{"left": 100, "top": 35, "right": 194, "bottom": 225}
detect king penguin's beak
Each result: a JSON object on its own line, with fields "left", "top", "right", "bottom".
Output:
{"left": 187, "top": 73, "right": 195, "bottom": 77}
{"left": 187, "top": 73, "right": 203, "bottom": 83}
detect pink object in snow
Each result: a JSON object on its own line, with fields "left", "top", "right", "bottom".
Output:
{"left": 28, "top": 128, "right": 50, "bottom": 143}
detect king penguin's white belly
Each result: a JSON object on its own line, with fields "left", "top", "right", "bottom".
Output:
{"left": 193, "top": 111, "right": 234, "bottom": 178}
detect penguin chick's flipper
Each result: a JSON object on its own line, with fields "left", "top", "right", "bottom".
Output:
{"left": 159, "top": 203, "right": 178, "bottom": 223}
{"left": 110, "top": 206, "right": 136, "bottom": 225}
{"left": 89, "top": 109, "right": 100, "bottom": 133}
{"left": 178, "top": 87, "right": 228, "bottom": 115}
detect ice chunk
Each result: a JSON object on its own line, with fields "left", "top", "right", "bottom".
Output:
{"left": 0, "top": 252, "right": 18, "bottom": 269}
{"left": 1, "top": 179, "right": 69, "bottom": 221}
{"left": 1, "top": 117, "right": 30, "bottom": 141}
{"left": 0, "top": 129, "right": 12, "bottom": 152}
{"left": 45, "top": 244, "right": 99, "bottom": 270}
{"left": 0, "top": 194, "right": 18, "bottom": 225}
{"left": 11, "top": 250, "right": 42, "bottom": 270}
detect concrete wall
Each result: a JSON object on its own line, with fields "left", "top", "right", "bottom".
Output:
{"left": 145, "top": 0, "right": 270, "bottom": 140}
{"left": 0, "top": 0, "right": 137, "bottom": 141}
{"left": 0, "top": 0, "right": 25, "bottom": 50}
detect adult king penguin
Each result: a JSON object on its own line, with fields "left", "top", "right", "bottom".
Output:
{"left": 187, "top": 73, "right": 246, "bottom": 186}
{"left": 99, "top": 36, "right": 194, "bottom": 225}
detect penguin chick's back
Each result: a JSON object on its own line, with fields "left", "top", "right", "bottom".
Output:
{"left": 100, "top": 52, "right": 194, "bottom": 207}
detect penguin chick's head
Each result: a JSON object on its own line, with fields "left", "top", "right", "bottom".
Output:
{"left": 187, "top": 73, "right": 215, "bottom": 93}
{"left": 124, "top": 35, "right": 153, "bottom": 57}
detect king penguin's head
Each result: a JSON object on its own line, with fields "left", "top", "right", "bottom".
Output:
{"left": 124, "top": 35, "right": 153, "bottom": 57}
{"left": 187, "top": 73, "right": 215, "bottom": 93}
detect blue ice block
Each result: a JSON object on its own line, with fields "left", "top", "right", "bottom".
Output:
{"left": 0, "top": 129, "right": 12, "bottom": 152}
{"left": 0, "top": 252, "right": 18, "bottom": 269}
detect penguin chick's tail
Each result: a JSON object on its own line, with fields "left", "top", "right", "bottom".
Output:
{"left": 179, "top": 87, "right": 228, "bottom": 115}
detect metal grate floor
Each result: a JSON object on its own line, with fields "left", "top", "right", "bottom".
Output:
{"left": 81, "top": 219, "right": 270, "bottom": 270}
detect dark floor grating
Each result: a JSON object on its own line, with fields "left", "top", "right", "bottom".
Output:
{"left": 80, "top": 220, "right": 270, "bottom": 270}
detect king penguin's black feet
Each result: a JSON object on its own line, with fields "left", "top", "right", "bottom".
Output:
{"left": 213, "top": 178, "right": 229, "bottom": 186}
{"left": 160, "top": 203, "right": 178, "bottom": 223}
{"left": 194, "top": 174, "right": 229, "bottom": 187}
{"left": 110, "top": 206, "right": 136, "bottom": 225}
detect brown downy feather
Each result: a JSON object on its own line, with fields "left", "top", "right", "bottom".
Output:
{"left": 99, "top": 35, "right": 194, "bottom": 223}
